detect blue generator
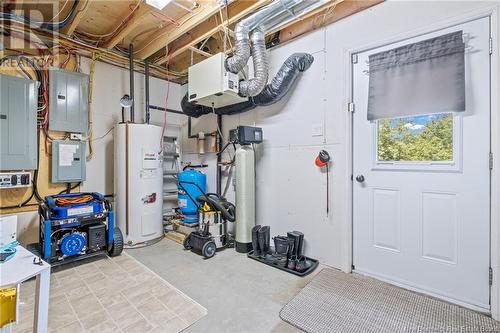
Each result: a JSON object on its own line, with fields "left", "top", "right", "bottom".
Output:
{"left": 178, "top": 169, "right": 206, "bottom": 224}
{"left": 29, "top": 192, "right": 123, "bottom": 266}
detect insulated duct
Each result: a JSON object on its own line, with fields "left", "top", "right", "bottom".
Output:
{"left": 238, "top": 27, "right": 269, "bottom": 97}
{"left": 224, "top": 0, "right": 328, "bottom": 97}
{"left": 181, "top": 53, "right": 314, "bottom": 117}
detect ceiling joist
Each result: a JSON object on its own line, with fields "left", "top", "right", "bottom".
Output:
{"left": 277, "top": 0, "right": 384, "bottom": 45}
{"left": 102, "top": 3, "right": 152, "bottom": 49}
{"left": 134, "top": 1, "right": 223, "bottom": 60}
{"left": 60, "top": 0, "right": 91, "bottom": 36}
{"left": 155, "top": 0, "right": 271, "bottom": 65}
{"left": 2, "top": 0, "right": 385, "bottom": 82}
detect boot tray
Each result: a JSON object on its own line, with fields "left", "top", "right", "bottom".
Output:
{"left": 247, "top": 251, "right": 319, "bottom": 277}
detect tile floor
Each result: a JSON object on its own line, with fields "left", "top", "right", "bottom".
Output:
{"left": 12, "top": 252, "right": 207, "bottom": 333}
{"left": 128, "top": 239, "right": 318, "bottom": 333}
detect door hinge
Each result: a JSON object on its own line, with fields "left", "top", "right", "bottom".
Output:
{"left": 489, "top": 37, "right": 493, "bottom": 55}
{"left": 352, "top": 54, "right": 358, "bottom": 64}
{"left": 490, "top": 267, "right": 493, "bottom": 286}
{"left": 348, "top": 102, "right": 355, "bottom": 113}
{"left": 490, "top": 152, "right": 494, "bottom": 170}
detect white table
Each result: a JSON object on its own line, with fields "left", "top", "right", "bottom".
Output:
{"left": 0, "top": 246, "right": 50, "bottom": 333}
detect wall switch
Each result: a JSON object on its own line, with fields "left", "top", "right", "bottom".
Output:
{"left": 70, "top": 133, "right": 83, "bottom": 140}
{"left": 312, "top": 124, "right": 323, "bottom": 137}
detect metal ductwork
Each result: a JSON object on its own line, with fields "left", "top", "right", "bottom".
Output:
{"left": 238, "top": 27, "right": 269, "bottom": 97}
{"left": 225, "top": 0, "right": 328, "bottom": 97}
{"left": 226, "top": 0, "right": 303, "bottom": 74}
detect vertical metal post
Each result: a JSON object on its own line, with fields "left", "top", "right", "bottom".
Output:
{"left": 129, "top": 43, "right": 135, "bottom": 123}
{"left": 216, "top": 114, "right": 223, "bottom": 195}
{"left": 145, "top": 60, "right": 150, "bottom": 124}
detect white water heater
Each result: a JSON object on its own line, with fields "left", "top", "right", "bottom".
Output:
{"left": 114, "top": 123, "right": 164, "bottom": 248}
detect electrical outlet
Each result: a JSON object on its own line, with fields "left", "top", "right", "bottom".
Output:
{"left": 312, "top": 124, "right": 323, "bottom": 137}
{"left": 0, "top": 172, "right": 31, "bottom": 189}
{"left": 70, "top": 133, "right": 83, "bottom": 140}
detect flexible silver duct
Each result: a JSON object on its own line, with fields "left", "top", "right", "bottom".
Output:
{"left": 239, "top": 28, "right": 268, "bottom": 97}
{"left": 226, "top": 0, "right": 329, "bottom": 96}
{"left": 225, "top": 0, "right": 303, "bottom": 74}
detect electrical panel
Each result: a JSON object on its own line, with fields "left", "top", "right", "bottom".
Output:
{"left": 188, "top": 52, "right": 248, "bottom": 108}
{"left": 49, "top": 68, "right": 89, "bottom": 133}
{"left": 51, "top": 140, "right": 86, "bottom": 183}
{"left": 0, "top": 74, "right": 38, "bottom": 171}
{"left": 0, "top": 171, "right": 31, "bottom": 189}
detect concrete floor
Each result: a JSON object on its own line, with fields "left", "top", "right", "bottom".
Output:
{"left": 127, "top": 238, "right": 320, "bottom": 333}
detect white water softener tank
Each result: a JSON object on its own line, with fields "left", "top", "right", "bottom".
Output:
{"left": 114, "top": 123, "right": 164, "bottom": 248}
{"left": 235, "top": 144, "right": 256, "bottom": 253}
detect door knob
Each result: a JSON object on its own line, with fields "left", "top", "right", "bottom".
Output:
{"left": 355, "top": 175, "right": 365, "bottom": 183}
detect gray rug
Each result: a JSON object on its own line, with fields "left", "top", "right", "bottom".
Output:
{"left": 280, "top": 268, "right": 500, "bottom": 333}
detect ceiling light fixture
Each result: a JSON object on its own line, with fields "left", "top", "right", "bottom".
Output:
{"left": 146, "top": 0, "right": 173, "bottom": 10}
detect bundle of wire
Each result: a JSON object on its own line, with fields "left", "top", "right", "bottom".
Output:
{"left": 55, "top": 194, "right": 94, "bottom": 206}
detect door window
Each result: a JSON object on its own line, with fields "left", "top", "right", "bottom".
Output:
{"left": 374, "top": 113, "right": 461, "bottom": 170}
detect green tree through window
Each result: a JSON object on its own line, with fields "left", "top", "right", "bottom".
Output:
{"left": 377, "top": 114, "right": 453, "bottom": 162}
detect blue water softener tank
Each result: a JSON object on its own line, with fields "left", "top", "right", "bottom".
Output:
{"left": 178, "top": 169, "right": 207, "bottom": 224}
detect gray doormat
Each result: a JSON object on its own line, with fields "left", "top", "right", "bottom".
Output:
{"left": 280, "top": 268, "right": 500, "bottom": 333}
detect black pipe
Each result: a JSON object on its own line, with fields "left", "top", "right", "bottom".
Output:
{"left": 129, "top": 43, "right": 135, "bottom": 123}
{"left": 182, "top": 164, "right": 209, "bottom": 171}
{"left": 148, "top": 105, "right": 184, "bottom": 115}
{"left": 145, "top": 60, "right": 150, "bottom": 124}
{"left": 216, "top": 114, "right": 223, "bottom": 195}
{"left": 1, "top": 0, "right": 80, "bottom": 31}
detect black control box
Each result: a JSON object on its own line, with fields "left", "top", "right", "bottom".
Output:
{"left": 230, "top": 126, "right": 263, "bottom": 145}
{"left": 87, "top": 223, "right": 107, "bottom": 251}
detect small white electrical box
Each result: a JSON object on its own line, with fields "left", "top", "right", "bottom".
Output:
{"left": 0, "top": 215, "right": 17, "bottom": 247}
{"left": 0, "top": 172, "right": 31, "bottom": 189}
{"left": 188, "top": 52, "right": 248, "bottom": 108}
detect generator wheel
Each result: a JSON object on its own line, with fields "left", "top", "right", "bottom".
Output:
{"left": 183, "top": 234, "right": 193, "bottom": 250}
{"left": 202, "top": 241, "right": 217, "bottom": 259}
{"left": 108, "top": 227, "right": 124, "bottom": 257}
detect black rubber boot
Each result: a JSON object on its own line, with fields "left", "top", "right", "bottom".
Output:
{"left": 251, "top": 225, "right": 262, "bottom": 257}
{"left": 263, "top": 226, "right": 270, "bottom": 253}
{"left": 258, "top": 226, "right": 270, "bottom": 258}
{"left": 287, "top": 231, "right": 300, "bottom": 257}
{"left": 293, "top": 231, "right": 304, "bottom": 256}
{"left": 286, "top": 238, "right": 295, "bottom": 258}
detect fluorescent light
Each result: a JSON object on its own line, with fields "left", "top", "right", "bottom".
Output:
{"left": 146, "top": 0, "right": 173, "bottom": 10}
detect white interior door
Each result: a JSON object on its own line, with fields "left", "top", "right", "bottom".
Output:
{"left": 352, "top": 17, "right": 491, "bottom": 310}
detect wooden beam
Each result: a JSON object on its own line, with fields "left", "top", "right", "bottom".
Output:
{"left": 159, "top": 0, "right": 383, "bottom": 77}
{"left": 188, "top": 46, "right": 212, "bottom": 58}
{"left": 134, "top": 1, "right": 222, "bottom": 60}
{"left": 60, "top": 0, "right": 91, "bottom": 36}
{"left": 266, "top": 0, "right": 346, "bottom": 36}
{"left": 156, "top": 0, "right": 271, "bottom": 65}
{"left": 278, "top": 0, "right": 384, "bottom": 44}
{"left": 102, "top": 3, "right": 152, "bottom": 49}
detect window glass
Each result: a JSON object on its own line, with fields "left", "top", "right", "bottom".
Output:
{"left": 377, "top": 113, "right": 453, "bottom": 162}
